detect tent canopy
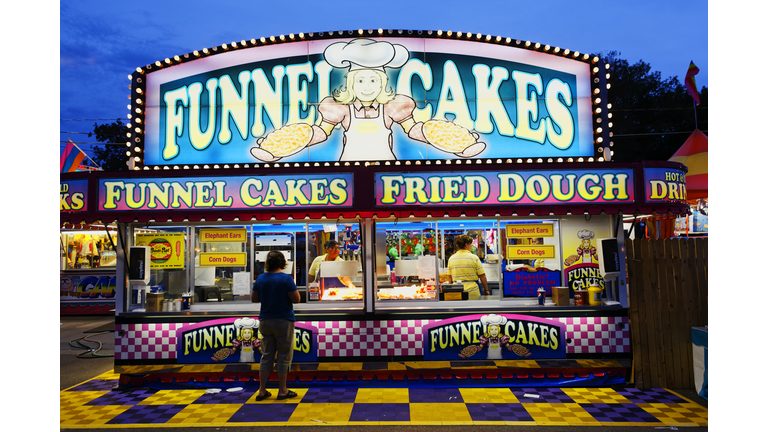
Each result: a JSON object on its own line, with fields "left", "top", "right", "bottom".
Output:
{"left": 669, "top": 129, "right": 707, "bottom": 199}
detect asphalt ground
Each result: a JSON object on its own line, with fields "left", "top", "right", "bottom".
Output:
{"left": 57, "top": 315, "right": 710, "bottom": 431}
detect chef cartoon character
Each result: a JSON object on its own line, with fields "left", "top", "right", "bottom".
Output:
{"left": 250, "top": 38, "right": 486, "bottom": 162}
{"left": 231, "top": 317, "right": 261, "bottom": 363}
{"left": 575, "top": 229, "right": 598, "bottom": 264}
{"left": 477, "top": 314, "right": 512, "bottom": 360}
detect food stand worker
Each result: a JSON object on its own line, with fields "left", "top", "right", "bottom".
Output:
{"left": 447, "top": 234, "right": 490, "bottom": 299}
{"left": 308, "top": 240, "right": 355, "bottom": 289}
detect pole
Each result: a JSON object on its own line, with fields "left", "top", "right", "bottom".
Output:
{"left": 693, "top": 99, "right": 698, "bottom": 130}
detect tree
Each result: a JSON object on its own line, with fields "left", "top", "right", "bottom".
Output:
{"left": 600, "top": 51, "right": 708, "bottom": 162}
{"left": 88, "top": 119, "right": 130, "bottom": 171}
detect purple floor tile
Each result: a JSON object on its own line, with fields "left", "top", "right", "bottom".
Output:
{"left": 350, "top": 403, "right": 410, "bottom": 422}
{"left": 615, "top": 388, "right": 687, "bottom": 404}
{"left": 581, "top": 403, "right": 662, "bottom": 423}
{"left": 228, "top": 403, "right": 298, "bottom": 422}
{"left": 192, "top": 389, "right": 257, "bottom": 404}
{"left": 409, "top": 387, "right": 464, "bottom": 403}
{"left": 106, "top": 404, "right": 186, "bottom": 424}
{"left": 511, "top": 388, "right": 575, "bottom": 403}
{"left": 85, "top": 389, "right": 158, "bottom": 405}
{"left": 68, "top": 379, "right": 118, "bottom": 392}
{"left": 466, "top": 403, "right": 534, "bottom": 422}
{"left": 300, "top": 388, "right": 359, "bottom": 403}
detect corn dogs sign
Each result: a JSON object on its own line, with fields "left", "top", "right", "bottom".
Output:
{"left": 141, "top": 36, "right": 598, "bottom": 167}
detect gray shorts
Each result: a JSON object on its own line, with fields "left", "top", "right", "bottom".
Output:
{"left": 258, "top": 318, "right": 295, "bottom": 373}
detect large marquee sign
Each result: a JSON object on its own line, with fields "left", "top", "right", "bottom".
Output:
{"left": 375, "top": 168, "right": 635, "bottom": 207}
{"left": 134, "top": 34, "right": 606, "bottom": 168}
{"left": 98, "top": 173, "right": 354, "bottom": 211}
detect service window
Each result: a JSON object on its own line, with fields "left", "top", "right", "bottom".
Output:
{"left": 60, "top": 227, "right": 119, "bottom": 270}
{"left": 193, "top": 225, "right": 250, "bottom": 304}
{"left": 374, "top": 221, "right": 439, "bottom": 303}
{"left": 305, "top": 222, "right": 365, "bottom": 303}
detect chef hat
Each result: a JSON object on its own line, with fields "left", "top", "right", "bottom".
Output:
{"left": 577, "top": 229, "right": 595, "bottom": 240}
{"left": 234, "top": 317, "right": 259, "bottom": 330}
{"left": 480, "top": 314, "right": 507, "bottom": 326}
{"left": 324, "top": 39, "right": 409, "bottom": 71}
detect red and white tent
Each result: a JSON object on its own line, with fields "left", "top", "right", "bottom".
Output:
{"left": 669, "top": 129, "right": 708, "bottom": 200}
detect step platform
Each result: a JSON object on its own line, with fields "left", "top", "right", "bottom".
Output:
{"left": 116, "top": 359, "right": 630, "bottom": 389}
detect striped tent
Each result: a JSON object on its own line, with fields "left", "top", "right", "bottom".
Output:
{"left": 669, "top": 129, "right": 708, "bottom": 200}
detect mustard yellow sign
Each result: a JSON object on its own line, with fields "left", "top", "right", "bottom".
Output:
{"left": 135, "top": 233, "right": 185, "bottom": 269}
{"left": 199, "top": 252, "right": 247, "bottom": 267}
{"left": 199, "top": 228, "right": 247, "bottom": 243}
{"left": 505, "top": 223, "right": 555, "bottom": 238}
{"left": 506, "top": 245, "right": 556, "bottom": 260}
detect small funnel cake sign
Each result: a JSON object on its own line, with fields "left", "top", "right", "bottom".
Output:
{"left": 176, "top": 317, "right": 318, "bottom": 363}
{"left": 422, "top": 313, "right": 566, "bottom": 360}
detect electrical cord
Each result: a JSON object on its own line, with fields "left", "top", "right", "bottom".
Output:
{"left": 68, "top": 331, "right": 114, "bottom": 358}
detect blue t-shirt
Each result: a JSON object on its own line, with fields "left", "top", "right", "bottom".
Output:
{"left": 253, "top": 272, "right": 298, "bottom": 321}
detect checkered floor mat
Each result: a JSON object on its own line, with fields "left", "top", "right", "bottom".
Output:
{"left": 61, "top": 371, "right": 707, "bottom": 428}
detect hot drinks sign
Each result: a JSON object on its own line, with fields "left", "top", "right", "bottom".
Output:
{"left": 141, "top": 37, "right": 597, "bottom": 166}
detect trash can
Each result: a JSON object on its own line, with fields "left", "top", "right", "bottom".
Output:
{"left": 691, "top": 326, "right": 708, "bottom": 400}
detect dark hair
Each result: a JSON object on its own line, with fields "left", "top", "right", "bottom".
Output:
{"left": 324, "top": 240, "right": 340, "bottom": 250}
{"left": 265, "top": 250, "right": 287, "bottom": 272}
{"left": 455, "top": 234, "right": 473, "bottom": 249}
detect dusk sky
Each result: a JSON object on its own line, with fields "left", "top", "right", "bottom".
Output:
{"left": 57, "top": 0, "right": 710, "bottom": 159}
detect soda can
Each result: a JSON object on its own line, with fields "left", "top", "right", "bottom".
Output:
{"left": 537, "top": 287, "right": 546, "bottom": 305}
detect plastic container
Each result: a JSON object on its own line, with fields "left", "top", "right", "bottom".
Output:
{"left": 574, "top": 290, "right": 587, "bottom": 306}
{"left": 588, "top": 285, "right": 603, "bottom": 306}
{"left": 537, "top": 287, "right": 546, "bottom": 305}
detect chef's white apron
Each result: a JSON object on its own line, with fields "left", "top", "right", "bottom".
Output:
{"left": 487, "top": 342, "right": 503, "bottom": 359}
{"left": 240, "top": 346, "right": 255, "bottom": 363}
{"left": 341, "top": 104, "right": 395, "bottom": 161}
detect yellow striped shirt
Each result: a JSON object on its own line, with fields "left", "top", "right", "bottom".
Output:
{"left": 448, "top": 250, "right": 485, "bottom": 294}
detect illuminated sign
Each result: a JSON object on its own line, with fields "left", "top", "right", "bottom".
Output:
{"left": 506, "top": 245, "right": 556, "bottom": 259}
{"left": 505, "top": 223, "right": 554, "bottom": 238}
{"left": 198, "top": 252, "right": 247, "bottom": 267}
{"left": 644, "top": 167, "right": 687, "bottom": 203}
{"left": 142, "top": 37, "right": 598, "bottom": 167}
{"left": 421, "top": 313, "right": 566, "bottom": 360}
{"left": 60, "top": 179, "right": 88, "bottom": 212}
{"left": 375, "top": 169, "right": 634, "bottom": 206}
{"left": 136, "top": 233, "right": 185, "bottom": 269}
{"left": 98, "top": 173, "right": 353, "bottom": 211}
{"left": 199, "top": 228, "right": 247, "bottom": 243}
{"left": 176, "top": 317, "right": 318, "bottom": 363}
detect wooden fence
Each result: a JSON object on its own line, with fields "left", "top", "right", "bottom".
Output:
{"left": 625, "top": 238, "right": 708, "bottom": 389}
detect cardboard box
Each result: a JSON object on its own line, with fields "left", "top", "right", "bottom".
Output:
{"left": 552, "top": 286, "right": 570, "bottom": 307}
{"left": 146, "top": 292, "right": 164, "bottom": 312}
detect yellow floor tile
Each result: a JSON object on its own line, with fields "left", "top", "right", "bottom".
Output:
{"left": 524, "top": 403, "right": 600, "bottom": 426}
{"left": 355, "top": 388, "right": 409, "bottom": 403}
{"left": 494, "top": 360, "right": 541, "bottom": 368}
{"left": 410, "top": 403, "right": 472, "bottom": 422}
{"left": 93, "top": 369, "right": 120, "bottom": 380}
{"left": 317, "top": 363, "right": 363, "bottom": 371}
{"left": 637, "top": 403, "right": 708, "bottom": 426}
{"left": 561, "top": 387, "right": 631, "bottom": 404}
{"left": 166, "top": 403, "right": 241, "bottom": 424}
{"left": 138, "top": 389, "right": 207, "bottom": 405}
{"left": 246, "top": 388, "right": 309, "bottom": 403}
{"left": 473, "top": 421, "right": 507, "bottom": 425}
{"left": 60, "top": 404, "right": 133, "bottom": 427}
{"left": 404, "top": 361, "right": 452, "bottom": 369}
{"left": 378, "top": 421, "right": 411, "bottom": 425}
{"left": 387, "top": 362, "right": 408, "bottom": 370}
{"left": 176, "top": 364, "right": 226, "bottom": 373}
{"left": 505, "top": 420, "right": 538, "bottom": 426}
{"left": 288, "top": 403, "right": 354, "bottom": 423}
{"left": 576, "top": 359, "right": 623, "bottom": 367}
{"left": 60, "top": 391, "right": 109, "bottom": 407}
{"left": 458, "top": 387, "right": 520, "bottom": 403}
{"left": 350, "top": 421, "right": 380, "bottom": 426}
